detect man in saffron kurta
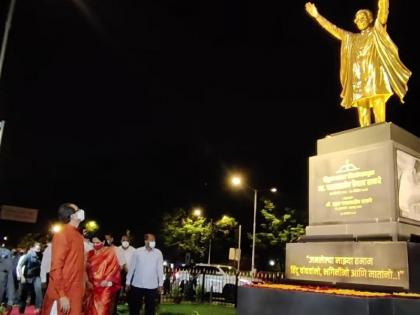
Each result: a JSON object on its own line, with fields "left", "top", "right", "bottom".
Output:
{"left": 41, "top": 203, "right": 86, "bottom": 315}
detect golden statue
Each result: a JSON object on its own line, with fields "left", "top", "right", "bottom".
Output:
{"left": 305, "top": 0, "right": 412, "bottom": 127}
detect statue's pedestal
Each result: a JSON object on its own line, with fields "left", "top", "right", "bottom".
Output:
{"left": 285, "top": 123, "right": 420, "bottom": 291}
{"left": 307, "top": 122, "right": 420, "bottom": 240}
{"left": 285, "top": 240, "right": 420, "bottom": 290}
{"left": 237, "top": 285, "right": 420, "bottom": 315}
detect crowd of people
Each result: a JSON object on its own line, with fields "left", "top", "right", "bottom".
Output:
{"left": 0, "top": 203, "right": 164, "bottom": 315}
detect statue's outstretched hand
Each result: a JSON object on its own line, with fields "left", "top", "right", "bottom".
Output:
{"left": 305, "top": 2, "right": 319, "bottom": 18}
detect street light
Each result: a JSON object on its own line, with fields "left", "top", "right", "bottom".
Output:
{"left": 207, "top": 218, "right": 213, "bottom": 264}
{"left": 229, "top": 174, "right": 277, "bottom": 275}
{"left": 85, "top": 220, "right": 99, "bottom": 232}
{"left": 192, "top": 208, "right": 202, "bottom": 217}
{"left": 51, "top": 223, "right": 62, "bottom": 234}
{"left": 231, "top": 176, "right": 242, "bottom": 187}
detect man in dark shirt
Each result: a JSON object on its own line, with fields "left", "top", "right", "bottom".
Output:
{"left": 0, "top": 247, "right": 15, "bottom": 315}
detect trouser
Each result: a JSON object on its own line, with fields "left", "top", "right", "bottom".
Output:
{"left": 110, "top": 270, "right": 126, "bottom": 315}
{"left": 19, "top": 277, "right": 43, "bottom": 312}
{"left": 42, "top": 273, "right": 49, "bottom": 297}
{"left": 128, "top": 287, "right": 156, "bottom": 315}
{"left": 13, "top": 274, "right": 20, "bottom": 304}
{"left": 0, "top": 271, "right": 9, "bottom": 305}
{"left": 0, "top": 271, "right": 15, "bottom": 306}
{"left": 120, "top": 270, "right": 127, "bottom": 301}
{"left": 110, "top": 291, "right": 119, "bottom": 315}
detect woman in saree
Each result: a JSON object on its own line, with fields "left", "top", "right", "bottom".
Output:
{"left": 85, "top": 234, "right": 121, "bottom": 315}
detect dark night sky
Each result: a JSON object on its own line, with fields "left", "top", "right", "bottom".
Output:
{"left": 0, "top": 0, "right": 418, "bottom": 248}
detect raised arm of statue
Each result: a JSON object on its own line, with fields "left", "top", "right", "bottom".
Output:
{"left": 377, "top": 0, "right": 389, "bottom": 25}
{"left": 305, "top": 2, "right": 347, "bottom": 40}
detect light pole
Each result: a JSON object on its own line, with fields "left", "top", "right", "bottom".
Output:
{"left": 230, "top": 175, "right": 276, "bottom": 275}
{"left": 192, "top": 208, "right": 212, "bottom": 263}
{"left": 0, "top": 0, "right": 17, "bottom": 82}
{"left": 251, "top": 188, "right": 257, "bottom": 275}
{"left": 237, "top": 224, "right": 242, "bottom": 271}
{"left": 208, "top": 218, "right": 212, "bottom": 264}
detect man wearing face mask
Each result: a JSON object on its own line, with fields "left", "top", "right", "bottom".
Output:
{"left": 118, "top": 236, "right": 135, "bottom": 271}
{"left": 126, "top": 234, "right": 164, "bottom": 315}
{"left": 41, "top": 203, "right": 85, "bottom": 315}
{"left": 17, "top": 242, "right": 43, "bottom": 314}
{"left": 117, "top": 236, "right": 135, "bottom": 304}
{"left": 105, "top": 233, "right": 127, "bottom": 315}
{"left": 105, "top": 234, "right": 126, "bottom": 271}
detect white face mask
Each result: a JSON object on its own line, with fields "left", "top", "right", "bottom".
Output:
{"left": 121, "top": 241, "right": 130, "bottom": 248}
{"left": 76, "top": 209, "right": 85, "bottom": 222}
{"left": 148, "top": 241, "right": 156, "bottom": 249}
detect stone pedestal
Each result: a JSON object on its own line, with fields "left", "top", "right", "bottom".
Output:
{"left": 285, "top": 123, "right": 420, "bottom": 291}
{"left": 237, "top": 286, "right": 420, "bottom": 315}
{"left": 307, "top": 122, "right": 420, "bottom": 240}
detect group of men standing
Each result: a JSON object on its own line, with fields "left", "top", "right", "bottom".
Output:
{"left": 1, "top": 240, "right": 44, "bottom": 315}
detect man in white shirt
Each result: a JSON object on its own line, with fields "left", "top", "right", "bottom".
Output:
{"left": 105, "top": 233, "right": 127, "bottom": 270}
{"left": 118, "top": 235, "right": 135, "bottom": 302}
{"left": 40, "top": 242, "right": 51, "bottom": 287}
{"left": 83, "top": 229, "right": 94, "bottom": 253}
{"left": 126, "top": 234, "right": 163, "bottom": 315}
{"left": 118, "top": 236, "right": 135, "bottom": 270}
{"left": 113, "top": 235, "right": 136, "bottom": 308}
{"left": 105, "top": 233, "right": 127, "bottom": 315}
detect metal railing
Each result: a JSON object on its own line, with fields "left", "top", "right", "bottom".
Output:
{"left": 159, "top": 267, "right": 284, "bottom": 306}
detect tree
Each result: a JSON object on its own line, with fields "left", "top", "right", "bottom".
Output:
{"left": 211, "top": 215, "right": 239, "bottom": 263}
{"left": 252, "top": 199, "right": 305, "bottom": 270}
{"left": 17, "top": 233, "right": 47, "bottom": 250}
{"left": 213, "top": 215, "right": 238, "bottom": 240}
{"left": 161, "top": 208, "right": 211, "bottom": 260}
{"left": 161, "top": 209, "right": 239, "bottom": 262}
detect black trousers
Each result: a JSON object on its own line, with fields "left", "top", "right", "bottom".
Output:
{"left": 19, "top": 277, "right": 42, "bottom": 313}
{"left": 128, "top": 286, "right": 156, "bottom": 315}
